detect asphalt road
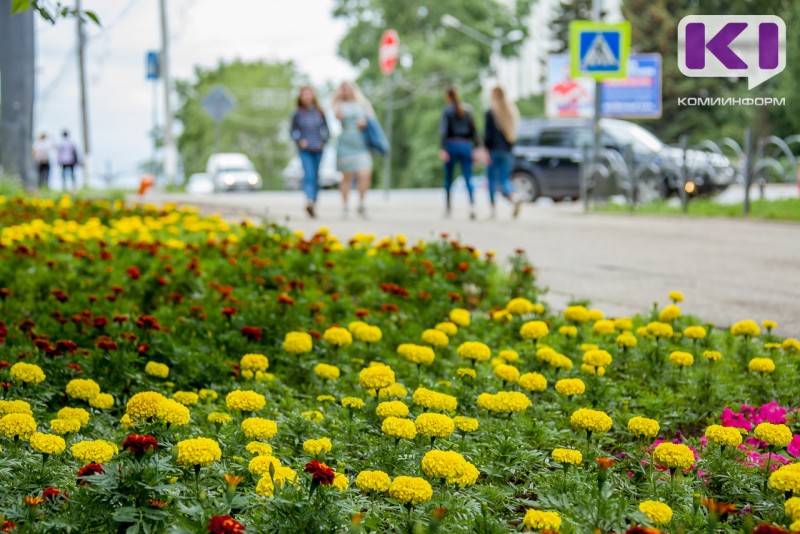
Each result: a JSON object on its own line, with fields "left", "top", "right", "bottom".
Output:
{"left": 139, "top": 186, "right": 800, "bottom": 336}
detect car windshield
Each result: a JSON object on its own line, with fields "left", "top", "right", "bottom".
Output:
{"left": 603, "top": 122, "right": 663, "bottom": 153}
{"left": 217, "top": 164, "right": 253, "bottom": 173}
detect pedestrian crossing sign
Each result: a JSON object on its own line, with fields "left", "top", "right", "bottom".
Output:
{"left": 570, "top": 21, "right": 631, "bottom": 79}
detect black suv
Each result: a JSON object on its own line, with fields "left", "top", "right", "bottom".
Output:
{"left": 510, "top": 118, "right": 736, "bottom": 201}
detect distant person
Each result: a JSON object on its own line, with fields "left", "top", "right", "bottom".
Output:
{"left": 32, "top": 132, "right": 52, "bottom": 190}
{"left": 484, "top": 86, "right": 522, "bottom": 218}
{"left": 439, "top": 86, "right": 481, "bottom": 220}
{"left": 332, "top": 81, "right": 374, "bottom": 218}
{"left": 291, "top": 85, "right": 330, "bottom": 218}
{"left": 56, "top": 130, "right": 79, "bottom": 191}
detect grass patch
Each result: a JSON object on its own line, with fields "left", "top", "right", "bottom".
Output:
{"left": 598, "top": 197, "right": 800, "bottom": 222}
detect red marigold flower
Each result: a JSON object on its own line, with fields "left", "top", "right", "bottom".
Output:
{"left": 444, "top": 272, "right": 458, "bottom": 281}
{"left": 240, "top": 326, "right": 262, "bottom": 342}
{"left": 277, "top": 293, "right": 295, "bottom": 306}
{"left": 51, "top": 290, "right": 69, "bottom": 303}
{"left": 135, "top": 315, "right": 161, "bottom": 330}
{"left": 458, "top": 262, "right": 469, "bottom": 272}
{"left": 77, "top": 463, "right": 105, "bottom": 485}
{"left": 208, "top": 515, "right": 245, "bottom": 533}
{"left": 448, "top": 292, "right": 462, "bottom": 302}
{"left": 626, "top": 527, "right": 662, "bottom": 534}
{"left": 2, "top": 520, "right": 16, "bottom": 533}
{"left": 0, "top": 288, "right": 11, "bottom": 300}
{"left": 147, "top": 498, "right": 168, "bottom": 509}
{"left": 355, "top": 308, "right": 370, "bottom": 318}
{"left": 55, "top": 340, "right": 78, "bottom": 355}
{"left": 113, "top": 315, "right": 128, "bottom": 324}
{"left": 0, "top": 321, "right": 6, "bottom": 338}
{"left": 95, "top": 336, "right": 118, "bottom": 351}
{"left": 122, "top": 434, "right": 159, "bottom": 456}
{"left": 380, "top": 303, "right": 398, "bottom": 313}
{"left": 0, "top": 382, "right": 11, "bottom": 389}
{"left": 702, "top": 498, "right": 736, "bottom": 515}
{"left": 66, "top": 363, "right": 82, "bottom": 373}
{"left": 19, "top": 319, "right": 35, "bottom": 333}
{"left": 126, "top": 266, "right": 141, "bottom": 280}
{"left": 87, "top": 295, "right": 98, "bottom": 303}
{"left": 596, "top": 457, "right": 617, "bottom": 470}
{"left": 23, "top": 496, "right": 44, "bottom": 507}
{"left": 111, "top": 285, "right": 125, "bottom": 295}
{"left": 222, "top": 307, "right": 237, "bottom": 317}
{"left": 34, "top": 339, "right": 53, "bottom": 352}
{"left": 93, "top": 316, "right": 109, "bottom": 329}
{"left": 309, "top": 330, "right": 321, "bottom": 340}
{"left": 100, "top": 250, "right": 113, "bottom": 260}
{"left": 303, "top": 460, "right": 335, "bottom": 486}
{"left": 157, "top": 277, "right": 168, "bottom": 286}
{"left": 0, "top": 360, "right": 9, "bottom": 368}
{"left": 753, "top": 526, "right": 790, "bottom": 534}
{"left": 418, "top": 291, "right": 431, "bottom": 300}
{"left": 42, "top": 487, "right": 67, "bottom": 501}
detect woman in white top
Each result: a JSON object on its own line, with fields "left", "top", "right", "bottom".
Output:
{"left": 32, "top": 133, "right": 51, "bottom": 190}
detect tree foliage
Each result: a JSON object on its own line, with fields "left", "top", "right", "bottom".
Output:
{"left": 175, "top": 60, "right": 299, "bottom": 188}
{"left": 549, "top": 0, "right": 592, "bottom": 54}
{"left": 332, "top": 0, "right": 533, "bottom": 188}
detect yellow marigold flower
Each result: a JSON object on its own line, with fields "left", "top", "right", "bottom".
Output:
{"left": 317, "top": 395, "right": 336, "bottom": 403}
{"left": 555, "top": 378, "right": 585, "bottom": 396}
{"left": 412, "top": 388, "right": 457, "bottom": 412}
{"left": 30, "top": 432, "right": 66, "bottom": 455}
{"left": 731, "top": 320, "right": 760, "bottom": 337}
{"left": 356, "top": 470, "right": 391, "bottom": 493}
{"left": 647, "top": 322, "right": 673, "bottom": 339}
{"left": 564, "top": 306, "right": 590, "bottom": 324}
{"left": 456, "top": 367, "right": 477, "bottom": 379}
{"left": 593, "top": 319, "right": 616, "bottom": 335}
{"left": 376, "top": 400, "right": 409, "bottom": 419}
{"left": 669, "top": 351, "right": 694, "bottom": 367}
{"left": 783, "top": 338, "right": 800, "bottom": 352}
{"left": 89, "top": 393, "right": 115, "bottom": 410}
{"left": 332, "top": 472, "right": 349, "bottom": 491}
{"left": 382, "top": 416, "right": 417, "bottom": 440}
{"left": 588, "top": 309, "right": 604, "bottom": 321}
{"left": 636, "top": 326, "right": 651, "bottom": 337}
{"left": 172, "top": 391, "right": 199, "bottom": 406}
{"left": 359, "top": 365, "right": 395, "bottom": 391}
{"left": 198, "top": 389, "right": 218, "bottom": 401}
{"left": 628, "top": 416, "right": 660, "bottom": 439}
{"left": 550, "top": 354, "right": 574, "bottom": 370}
{"left": 435, "top": 321, "right": 458, "bottom": 336}
{"left": 388, "top": 476, "right": 432, "bottom": 505}
{"left": 616, "top": 332, "right": 638, "bottom": 348}
{"left": 255, "top": 466, "right": 297, "bottom": 497}
{"left": 10, "top": 362, "right": 46, "bottom": 385}
{"left": 208, "top": 412, "right": 232, "bottom": 425}
{"left": 770, "top": 465, "right": 800, "bottom": 493}
{"left": 57, "top": 406, "right": 90, "bottom": 427}
{"left": 703, "top": 350, "right": 722, "bottom": 361}
{"left": 762, "top": 320, "right": 777, "bottom": 330}
{"left": 246, "top": 441, "right": 273, "bottom": 456}
{"left": 378, "top": 382, "right": 408, "bottom": 399}
{"left": 341, "top": 396, "right": 365, "bottom": 409}
{"left": 652, "top": 442, "right": 694, "bottom": 470}
{"left": 303, "top": 437, "right": 333, "bottom": 456}
{"left": 520, "top": 320, "right": 549, "bottom": 341}
{"left": 517, "top": 372, "right": 546, "bottom": 392}
{"left": 639, "top": 500, "right": 673, "bottom": 525}
{"left": 583, "top": 349, "right": 613, "bottom": 368}
{"left": 241, "top": 417, "right": 278, "bottom": 439}
{"left": 314, "top": 363, "right": 341, "bottom": 380}
{"left": 397, "top": 344, "right": 436, "bottom": 366}
{"left": 414, "top": 413, "right": 454, "bottom": 439}
{"left": 668, "top": 291, "right": 684, "bottom": 303}
{"left": 477, "top": 391, "right": 531, "bottom": 414}
{"left": 559, "top": 325, "right": 578, "bottom": 337}
{"left": 533, "top": 347, "right": 554, "bottom": 364}
{"left": 659, "top": 305, "right": 681, "bottom": 322}
{"left": 749, "top": 357, "right": 775, "bottom": 374}
{"left": 580, "top": 363, "right": 606, "bottom": 377}
{"left": 754, "top": 422, "right": 793, "bottom": 447}
{"left": 523, "top": 509, "right": 561, "bottom": 530}
{"left": 683, "top": 326, "right": 707, "bottom": 339}
{"left": 302, "top": 410, "right": 323, "bottom": 422}
{"left": 506, "top": 298, "right": 535, "bottom": 315}
{"left": 449, "top": 308, "right": 470, "bottom": 327}
{"left": 785, "top": 496, "right": 800, "bottom": 520}
{"left": 453, "top": 416, "right": 479, "bottom": 433}
{"left": 323, "top": 327, "right": 353, "bottom": 347}
{"left": 175, "top": 437, "right": 221, "bottom": 467}
{"left": 0, "top": 400, "right": 32, "bottom": 417}
{"left": 65, "top": 379, "right": 101, "bottom": 401}
{"left": 248, "top": 454, "right": 281, "bottom": 475}
{"left": 240, "top": 353, "right": 269, "bottom": 372}
{"left": 457, "top": 341, "right": 491, "bottom": 362}
{"left": 50, "top": 418, "right": 81, "bottom": 435}
{"left": 225, "top": 390, "right": 266, "bottom": 412}
{"left": 552, "top": 448, "right": 582, "bottom": 465}
{"left": 498, "top": 349, "right": 519, "bottom": 363}
{"left": 420, "top": 329, "right": 449, "bottom": 349}
{"left": 126, "top": 391, "right": 166, "bottom": 421}
{"left": 354, "top": 325, "right": 382, "bottom": 343}
{"left": 70, "top": 439, "right": 118, "bottom": 464}
{"left": 156, "top": 398, "right": 190, "bottom": 426}
{"left": 283, "top": 331, "right": 313, "bottom": 354}
{"left": 581, "top": 343, "right": 599, "bottom": 351}
{"left": 614, "top": 317, "right": 634, "bottom": 331}
{"left": 494, "top": 364, "right": 521, "bottom": 384}
{"left": 0, "top": 413, "right": 37, "bottom": 439}
{"left": 570, "top": 408, "right": 612, "bottom": 433}
{"left": 421, "top": 449, "right": 467, "bottom": 479}
{"left": 144, "top": 361, "right": 169, "bottom": 378}
{"left": 705, "top": 425, "right": 743, "bottom": 447}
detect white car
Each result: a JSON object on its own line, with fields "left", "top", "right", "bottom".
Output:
{"left": 206, "top": 153, "right": 262, "bottom": 192}
{"left": 282, "top": 147, "right": 342, "bottom": 190}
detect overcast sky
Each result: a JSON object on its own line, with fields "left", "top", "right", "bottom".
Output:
{"left": 35, "top": 0, "right": 355, "bottom": 187}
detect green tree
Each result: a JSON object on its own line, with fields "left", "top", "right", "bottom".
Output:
{"left": 175, "top": 60, "right": 299, "bottom": 189}
{"left": 549, "top": 0, "right": 592, "bottom": 53}
{"left": 333, "top": 0, "right": 533, "bottom": 189}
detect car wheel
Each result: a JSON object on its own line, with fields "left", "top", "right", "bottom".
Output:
{"left": 511, "top": 172, "right": 540, "bottom": 202}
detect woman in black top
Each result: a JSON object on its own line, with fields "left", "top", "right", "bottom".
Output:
{"left": 484, "top": 86, "right": 522, "bottom": 218}
{"left": 290, "top": 85, "right": 329, "bottom": 218}
{"left": 439, "top": 86, "right": 481, "bottom": 220}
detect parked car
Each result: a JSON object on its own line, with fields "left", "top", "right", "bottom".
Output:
{"left": 282, "top": 146, "right": 342, "bottom": 190}
{"left": 206, "top": 153, "right": 262, "bottom": 192}
{"left": 511, "top": 118, "right": 736, "bottom": 202}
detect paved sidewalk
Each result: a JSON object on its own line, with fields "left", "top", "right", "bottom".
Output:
{"left": 139, "top": 188, "right": 800, "bottom": 336}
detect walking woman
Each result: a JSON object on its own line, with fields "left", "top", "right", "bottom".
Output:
{"left": 332, "top": 81, "right": 374, "bottom": 218}
{"left": 290, "top": 85, "right": 329, "bottom": 218}
{"left": 484, "top": 86, "right": 522, "bottom": 218}
{"left": 439, "top": 86, "right": 481, "bottom": 220}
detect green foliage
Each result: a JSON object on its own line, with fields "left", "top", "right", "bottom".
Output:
{"left": 332, "top": 0, "right": 533, "bottom": 188}
{"left": 174, "top": 60, "right": 299, "bottom": 189}
{"left": 10, "top": 0, "right": 98, "bottom": 25}
{"left": 549, "top": 0, "right": 593, "bottom": 54}
{"left": 598, "top": 197, "right": 800, "bottom": 221}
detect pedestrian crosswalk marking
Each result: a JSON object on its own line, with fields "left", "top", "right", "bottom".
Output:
{"left": 582, "top": 34, "right": 618, "bottom": 68}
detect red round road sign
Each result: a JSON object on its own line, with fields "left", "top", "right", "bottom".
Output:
{"left": 379, "top": 29, "right": 399, "bottom": 75}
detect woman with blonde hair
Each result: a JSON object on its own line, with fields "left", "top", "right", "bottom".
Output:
{"left": 484, "top": 86, "right": 522, "bottom": 218}
{"left": 332, "top": 81, "right": 374, "bottom": 218}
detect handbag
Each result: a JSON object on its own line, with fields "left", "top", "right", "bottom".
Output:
{"left": 363, "top": 116, "right": 390, "bottom": 155}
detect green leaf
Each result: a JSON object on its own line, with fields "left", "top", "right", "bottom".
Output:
{"left": 10, "top": 0, "right": 31, "bottom": 14}
{"left": 83, "top": 9, "right": 101, "bottom": 25}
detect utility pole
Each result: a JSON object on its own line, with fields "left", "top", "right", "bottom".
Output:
{"left": 587, "top": 0, "right": 603, "bottom": 213}
{"left": 76, "top": 0, "right": 91, "bottom": 188}
{"left": 159, "top": 0, "right": 177, "bottom": 185}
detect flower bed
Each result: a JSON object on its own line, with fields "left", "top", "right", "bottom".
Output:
{"left": 0, "top": 195, "right": 799, "bottom": 533}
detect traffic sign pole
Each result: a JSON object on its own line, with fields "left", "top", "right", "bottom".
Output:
{"left": 589, "top": 1, "right": 603, "bottom": 213}
{"left": 379, "top": 29, "right": 399, "bottom": 200}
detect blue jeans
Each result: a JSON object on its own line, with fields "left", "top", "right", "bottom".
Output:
{"left": 298, "top": 150, "right": 323, "bottom": 202}
{"left": 444, "top": 140, "right": 474, "bottom": 209}
{"left": 487, "top": 150, "right": 514, "bottom": 204}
